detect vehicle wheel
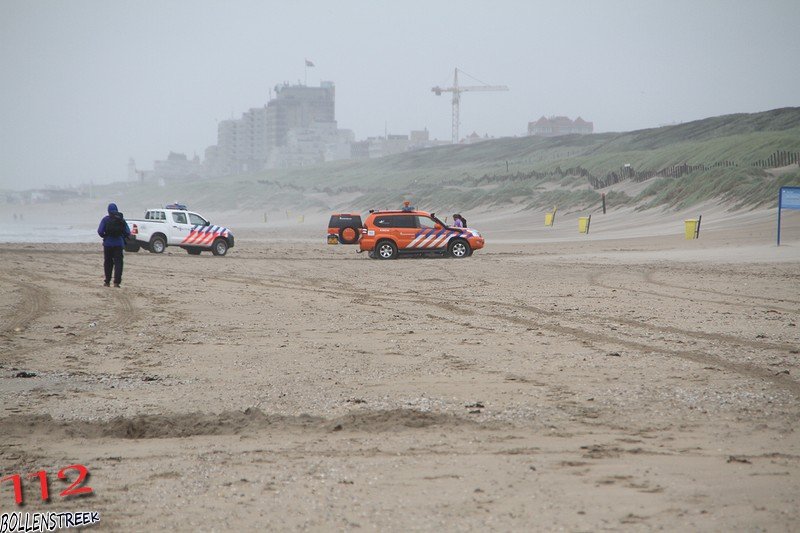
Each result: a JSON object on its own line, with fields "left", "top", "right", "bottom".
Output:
{"left": 149, "top": 235, "right": 166, "bottom": 254}
{"left": 211, "top": 238, "right": 229, "bottom": 256}
{"left": 186, "top": 248, "right": 202, "bottom": 255}
{"left": 448, "top": 239, "right": 471, "bottom": 259}
{"left": 376, "top": 240, "right": 397, "bottom": 260}
{"left": 338, "top": 226, "right": 360, "bottom": 244}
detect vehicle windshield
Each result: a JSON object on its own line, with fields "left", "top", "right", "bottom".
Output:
{"left": 188, "top": 213, "right": 208, "bottom": 226}
{"left": 417, "top": 216, "right": 437, "bottom": 229}
{"left": 430, "top": 214, "right": 449, "bottom": 228}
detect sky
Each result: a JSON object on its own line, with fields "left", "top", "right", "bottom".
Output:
{"left": 1, "top": 0, "right": 799, "bottom": 190}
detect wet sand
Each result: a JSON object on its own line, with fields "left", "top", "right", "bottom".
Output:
{"left": 1, "top": 209, "right": 799, "bottom": 531}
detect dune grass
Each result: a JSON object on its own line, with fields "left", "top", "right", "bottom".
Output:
{"left": 635, "top": 167, "right": 800, "bottom": 211}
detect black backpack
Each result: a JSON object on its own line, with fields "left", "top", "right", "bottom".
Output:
{"left": 106, "top": 212, "right": 126, "bottom": 238}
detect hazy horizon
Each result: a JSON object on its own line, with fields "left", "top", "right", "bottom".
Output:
{"left": 2, "top": 0, "right": 799, "bottom": 191}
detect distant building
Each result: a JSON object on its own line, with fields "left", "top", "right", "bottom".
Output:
{"left": 128, "top": 158, "right": 151, "bottom": 183}
{"left": 350, "top": 141, "right": 370, "bottom": 160}
{"left": 147, "top": 79, "right": 456, "bottom": 177}
{"left": 410, "top": 129, "right": 429, "bottom": 145}
{"left": 407, "top": 127, "right": 450, "bottom": 151}
{"left": 202, "top": 145, "right": 223, "bottom": 176}
{"left": 462, "top": 131, "right": 493, "bottom": 145}
{"left": 279, "top": 121, "right": 336, "bottom": 167}
{"left": 202, "top": 81, "right": 341, "bottom": 174}
{"left": 266, "top": 82, "right": 335, "bottom": 148}
{"left": 324, "top": 128, "right": 356, "bottom": 162}
{"left": 528, "top": 116, "right": 593, "bottom": 137}
{"left": 363, "top": 134, "right": 409, "bottom": 158}
{"left": 9, "top": 189, "right": 83, "bottom": 203}
{"left": 128, "top": 158, "right": 137, "bottom": 181}
{"left": 152, "top": 152, "right": 202, "bottom": 181}
{"left": 212, "top": 106, "right": 269, "bottom": 175}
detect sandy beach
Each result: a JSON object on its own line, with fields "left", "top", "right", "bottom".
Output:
{"left": 1, "top": 207, "right": 799, "bottom": 531}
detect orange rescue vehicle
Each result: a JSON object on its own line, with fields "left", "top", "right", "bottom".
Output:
{"left": 358, "top": 209, "right": 484, "bottom": 259}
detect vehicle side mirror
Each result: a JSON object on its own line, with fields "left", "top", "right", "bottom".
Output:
{"left": 205, "top": 221, "right": 210, "bottom": 226}
{"left": 435, "top": 224, "right": 443, "bottom": 230}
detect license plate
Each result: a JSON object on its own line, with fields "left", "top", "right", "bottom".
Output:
{"left": 327, "top": 235, "right": 339, "bottom": 245}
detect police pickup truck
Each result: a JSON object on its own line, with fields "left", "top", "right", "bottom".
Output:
{"left": 125, "top": 204, "right": 234, "bottom": 256}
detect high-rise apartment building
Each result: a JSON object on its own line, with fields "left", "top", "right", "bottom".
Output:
{"left": 213, "top": 106, "right": 269, "bottom": 174}
{"left": 205, "top": 81, "right": 337, "bottom": 175}
{"left": 266, "top": 82, "right": 335, "bottom": 147}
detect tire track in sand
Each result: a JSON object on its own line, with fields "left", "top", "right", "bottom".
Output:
{"left": 5, "top": 265, "right": 140, "bottom": 331}
{"left": 643, "top": 269, "right": 800, "bottom": 308}
{"left": 209, "top": 273, "right": 800, "bottom": 398}
{"left": 108, "top": 290, "right": 137, "bottom": 328}
{"left": 0, "top": 277, "right": 51, "bottom": 334}
{"left": 494, "top": 305, "right": 800, "bottom": 397}
{"left": 0, "top": 270, "right": 140, "bottom": 363}
{"left": 587, "top": 270, "right": 799, "bottom": 315}
{"left": 216, "top": 271, "right": 797, "bottom": 354}
{"left": 77, "top": 265, "right": 799, "bottom": 398}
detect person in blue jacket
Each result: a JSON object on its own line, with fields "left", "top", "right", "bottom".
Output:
{"left": 97, "top": 203, "right": 130, "bottom": 287}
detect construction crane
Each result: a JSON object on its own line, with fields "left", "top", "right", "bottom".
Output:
{"left": 432, "top": 68, "right": 509, "bottom": 144}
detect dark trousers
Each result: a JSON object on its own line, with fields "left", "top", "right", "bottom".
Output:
{"left": 103, "top": 246, "right": 124, "bottom": 284}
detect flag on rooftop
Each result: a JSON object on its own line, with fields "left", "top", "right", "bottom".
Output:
{"left": 305, "top": 59, "right": 315, "bottom": 67}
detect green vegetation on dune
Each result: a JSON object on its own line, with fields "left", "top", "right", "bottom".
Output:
{"left": 565, "top": 128, "right": 800, "bottom": 176}
{"left": 87, "top": 108, "right": 800, "bottom": 214}
{"left": 615, "top": 107, "right": 800, "bottom": 149}
{"left": 636, "top": 167, "right": 800, "bottom": 211}
{"left": 247, "top": 108, "right": 800, "bottom": 207}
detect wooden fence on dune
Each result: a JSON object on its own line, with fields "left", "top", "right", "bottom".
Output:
{"left": 752, "top": 150, "right": 799, "bottom": 168}
{"left": 444, "top": 150, "right": 799, "bottom": 190}
{"left": 588, "top": 150, "right": 799, "bottom": 189}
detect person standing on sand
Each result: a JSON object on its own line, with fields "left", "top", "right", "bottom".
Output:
{"left": 97, "top": 202, "right": 130, "bottom": 287}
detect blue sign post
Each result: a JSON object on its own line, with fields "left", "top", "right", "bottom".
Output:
{"left": 777, "top": 186, "right": 800, "bottom": 246}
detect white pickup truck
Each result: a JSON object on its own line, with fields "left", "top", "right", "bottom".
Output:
{"left": 125, "top": 206, "right": 235, "bottom": 256}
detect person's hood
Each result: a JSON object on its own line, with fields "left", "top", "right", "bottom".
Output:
{"left": 107, "top": 203, "right": 118, "bottom": 214}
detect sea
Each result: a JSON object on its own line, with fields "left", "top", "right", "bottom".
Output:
{"left": 0, "top": 223, "right": 97, "bottom": 243}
